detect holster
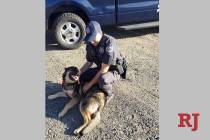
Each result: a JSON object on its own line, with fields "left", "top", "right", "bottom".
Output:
{"left": 121, "top": 58, "right": 127, "bottom": 79}
{"left": 109, "top": 58, "right": 127, "bottom": 79}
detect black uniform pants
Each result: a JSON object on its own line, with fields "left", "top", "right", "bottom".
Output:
{"left": 79, "top": 67, "right": 120, "bottom": 96}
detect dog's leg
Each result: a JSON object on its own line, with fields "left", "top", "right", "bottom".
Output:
{"left": 48, "top": 92, "right": 67, "bottom": 100}
{"left": 82, "top": 112, "right": 101, "bottom": 135}
{"left": 74, "top": 103, "right": 91, "bottom": 135}
{"left": 74, "top": 111, "right": 91, "bottom": 135}
{"left": 58, "top": 97, "right": 79, "bottom": 118}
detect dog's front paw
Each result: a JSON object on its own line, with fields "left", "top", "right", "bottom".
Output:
{"left": 58, "top": 112, "right": 64, "bottom": 118}
{"left": 48, "top": 95, "right": 56, "bottom": 100}
{"left": 74, "top": 129, "right": 81, "bottom": 135}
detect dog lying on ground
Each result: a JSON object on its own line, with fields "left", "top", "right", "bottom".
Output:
{"left": 48, "top": 66, "right": 107, "bottom": 135}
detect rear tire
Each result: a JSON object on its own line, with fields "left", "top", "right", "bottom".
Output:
{"left": 53, "top": 13, "right": 86, "bottom": 50}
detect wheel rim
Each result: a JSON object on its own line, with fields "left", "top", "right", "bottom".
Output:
{"left": 59, "top": 22, "right": 81, "bottom": 45}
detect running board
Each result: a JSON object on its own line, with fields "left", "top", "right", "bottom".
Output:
{"left": 118, "top": 21, "right": 159, "bottom": 30}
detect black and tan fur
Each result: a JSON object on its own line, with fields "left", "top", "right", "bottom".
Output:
{"left": 48, "top": 66, "right": 106, "bottom": 135}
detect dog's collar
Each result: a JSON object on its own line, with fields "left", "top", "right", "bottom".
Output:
{"left": 62, "top": 81, "right": 79, "bottom": 87}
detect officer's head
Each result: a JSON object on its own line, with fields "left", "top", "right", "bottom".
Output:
{"left": 84, "top": 21, "right": 103, "bottom": 46}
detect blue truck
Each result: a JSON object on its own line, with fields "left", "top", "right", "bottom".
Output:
{"left": 46, "top": 0, "right": 159, "bottom": 49}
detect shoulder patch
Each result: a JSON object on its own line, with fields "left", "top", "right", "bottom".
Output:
{"left": 106, "top": 45, "right": 113, "bottom": 53}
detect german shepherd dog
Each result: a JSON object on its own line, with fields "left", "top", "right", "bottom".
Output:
{"left": 48, "top": 66, "right": 106, "bottom": 135}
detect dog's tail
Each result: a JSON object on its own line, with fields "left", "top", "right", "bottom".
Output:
{"left": 82, "top": 112, "right": 101, "bottom": 134}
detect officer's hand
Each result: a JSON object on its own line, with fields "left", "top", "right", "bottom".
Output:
{"left": 83, "top": 83, "right": 92, "bottom": 93}
{"left": 57, "top": 78, "right": 63, "bottom": 85}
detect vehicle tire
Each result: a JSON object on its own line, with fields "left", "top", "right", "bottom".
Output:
{"left": 53, "top": 13, "right": 86, "bottom": 49}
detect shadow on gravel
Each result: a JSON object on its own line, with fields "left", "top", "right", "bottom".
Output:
{"left": 46, "top": 27, "right": 159, "bottom": 51}
{"left": 45, "top": 81, "right": 83, "bottom": 136}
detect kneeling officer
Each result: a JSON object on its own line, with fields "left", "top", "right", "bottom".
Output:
{"left": 79, "top": 21, "right": 127, "bottom": 104}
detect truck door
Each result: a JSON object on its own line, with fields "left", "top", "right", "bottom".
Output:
{"left": 117, "top": 0, "right": 159, "bottom": 24}
{"left": 86, "top": 0, "right": 116, "bottom": 26}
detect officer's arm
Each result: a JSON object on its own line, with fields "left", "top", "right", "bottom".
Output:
{"left": 88, "top": 63, "right": 110, "bottom": 86}
{"left": 100, "top": 63, "right": 110, "bottom": 74}
{"left": 80, "top": 61, "right": 93, "bottom": 74}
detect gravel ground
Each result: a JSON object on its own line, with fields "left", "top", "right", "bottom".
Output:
{"left": 45, "top": 27, "right": 159, "bottom": 140}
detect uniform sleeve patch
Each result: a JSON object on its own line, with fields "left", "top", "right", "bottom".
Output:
{"left": 106, "top": 45, "right": 113, "bottom": 54}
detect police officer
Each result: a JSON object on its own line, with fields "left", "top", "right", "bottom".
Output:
{"left": 79, "top": 21, "right": 126, "bottom": 103}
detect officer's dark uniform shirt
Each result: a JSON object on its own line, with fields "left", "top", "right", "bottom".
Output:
{"left": 86, "top": 34, "right": 122, "bottom": 68}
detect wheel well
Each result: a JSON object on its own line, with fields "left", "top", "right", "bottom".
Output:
{"left": 48, "top": 5, "right": 89, "bottom": 30}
